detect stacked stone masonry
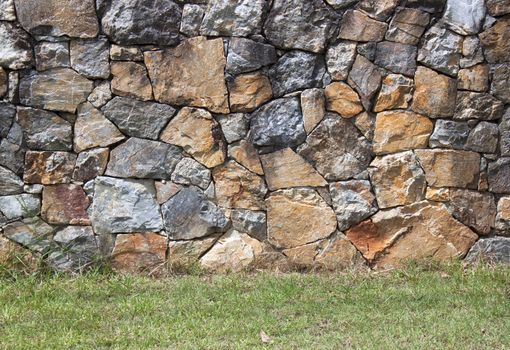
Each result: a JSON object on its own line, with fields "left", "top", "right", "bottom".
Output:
{"left": 0, "top": 0, "right": 509, "bottom": 273}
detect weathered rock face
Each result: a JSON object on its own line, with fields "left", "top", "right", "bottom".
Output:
{"left": 324, "top": 82, "right": 363, "bottom": 118}
{"left": 231, "top": 209, "right": 267, "bottom": 241}
{"left": 228, "top": 72, "right": 272, "bottom": 112}
{"left": 228, "top": 141, "right": 264, "bottom": 175}
{"left": 0, "top": 166, "right": 24, "bottom": 195}
{"left": 34, "top": 42, "right": 70, "bottom": 72}
{"left": 374, "top": 41, "right": 417, "bottom": 76}
{"left": 326, "top": 41, "right": 357, "bottom": 81}
{"left": 301, "top": 88, "right": 326, "bottom": 134}
{"left": 448, "top": 189, "right": 496, "bottom": 235}
{"left": 487, "top": 0, "right": 510, "bottom": 16}
{"left": 465, "top": 237, "right": 510, "bottom": 264}
{"left": 41, "top": 184, "right": 90, "bottom": 225}
{"left": 429, "top": 120, "right": 470, "bottom": 149}
{"left": 0, "top": 0, "right": 16, "bottom": 21}
{"left": 417, "top": 25, "right": 463, "bottom": 76}
{"left": 180, "top": 4, "right": 206, "bottom": 37}
{"left": 348, "top": 55, "right": 382, "bottom": 108}
{"left": 171, "top": 157, "right": 211, "bottom": 190}
{"left": 0, "top": 194, "right": 40, "bottom": 221}
{"left": 453, "top": 92, "right": 504, "bottom": 121}
{"left": 0, "top": 22, "right": 33, "bottom": 70}
{"left": 491, "top": 64, "right": 510, "bottom": 103}
{"left": 458, "top": 64, "right": 489, "bottom": 92}
{"left": 217, "top": 114, "right": 249, "bottom": 145}
{"left": 70, "top": 38, "right": 110, "bottom": 79}
{"left": 479, "top": 19, "right": 510, "bottom": 64}
{"left": 111, "top": 233, "right": 167, "bottom": 274}
{"left": 488, "top": 158, "right": 510, "bottom": 193}
{"left": 373, "top": 74, "right": 414, "bottom": 112}
{"left": 226, "top": 38, "right": 277, "bottom": 76}
{"left": 386, "top": 7, "right": 430, "bottom": 45}
{"left": 412, "top": 66, "right": 457, "bottom": 118}
{"left": 111, "top": 62, "right": 153, "bottom": 101}
{"left": 168, "top": 236, "right": 217, "bottom": 268}
{"left": 443, "top": 0, "right": 486, "bottom": 35}
{"left": 24, "top": 151, "right": 77, "bottom": 185}
{"left": 73, "top": 148, "right": 109, "bottom": 182}
{"left": 338, "top": 10, "right": 388, "bottom": 42}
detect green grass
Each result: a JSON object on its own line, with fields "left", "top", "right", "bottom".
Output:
{"left": 0, "top": 263, "right": 509, "bottom": 349}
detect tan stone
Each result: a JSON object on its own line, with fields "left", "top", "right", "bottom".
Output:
{"left": 458, "top": 64, "right": 489, "bottom": 92}
{"left": 373, "top": 74, "right": 413, "bottom": 112}
{"left": 228, "top": 140, "right": 264, "bottom": 175}
{"left": 24, "top": 151, "right": 77, "bottom": 185}
{"left": 497, "top": 197, "right": 510, "bottom": 221}
{"left": 479, "top": 19, "right": 510, "bottom": 64}
{"left": 324, "top": 82, "right": 363, "bottom": 118}
{"left": 338, "top": 10, "right": 388, "bottom": 42}
{"left": 411, "top": 66, "right": 457, "bottom": 118}
{"left": 301, "top": 88, "right": 325, "bottom": 134}
{"left": 425, "top": 187, "right": 450, "bottom": 202}
{"left": 169, "top": 236, "right": 218, "bottom": 268}
{"left": 373, "top": 110, "right": 433, "bottom": 154}
{"left": 111, "top": 233, "right": 167, "bottom": 274}
{"left": 415, "top": 149, "right": 480, "bottom": 189}
{"left": 111, "top": 62, "right": 153, "bottom": 101}
{"left": 229, "top": 72, "right": 272, "bottom": 112}
{"left": 145, "top": 36, "right": 229, "bottom": 113}
{"left": 213, "top": 161, "right": 267, "bottom": 210}
{"left": 155, "top": 181, "right": 182, "bottom": 204}
{"left": 353, "top": 112, "right": 375, "bottom": 141}
{"left": 160, "top": 107, "right": 226, "bottom": 168}
{"left": 266, "top": 188, "right": 337, "bottom": 249}
{"left": 260, "top": 148, "right": 326, "bottom": 190}
{"left": 41, "top": 184, "right": 90, "bottom": 225}
{"left": 0, "top": 236, "right": 37, "bottom": 272}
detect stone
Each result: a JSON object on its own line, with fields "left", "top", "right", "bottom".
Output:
{"left": 231, "top": 209, "right": 266, "bottom": 241}
{"left": 301, "top": 89, "right": 325, "bottom": 134}
{"left": 87, "top": 82, "right": 112, "bottom": 108}
{"left": 429, "top": 119, "right": 470, "bottom": 149}
{"left": 417, "top": 24, "right": 463, "bottom": 76}
{"left": 0, "top": 166, "right": 23, "bottom": 195}
{"left": 111, "top": 233, "right": 167, "bottom": 274}
{"left": 249, "top": 97, "right": 306, "bottom": 149}
{"left": 0, "top": 122, "right": 25, "bottom": 175}
{"left": 101, "top": 0, "right": 181, "bottom": 45}
{"left": 487, "top": 0, "right": 510, "bottom": 16}
{"left": 385, "top": 7, "right": 430, "bottom": 45}
{"left": 338, "top": 10, "right": 388, "bottom": 42}
{"left": 0, "top": 22, "right": 33, "bottom": 70}
{"left": 269, "top": 51, "right": 326, "bottom": 97}
{"left": 216, "top": 114, "right": 249, "bottom": 144}
{"left": 74, "top": 103, "right": 125, "bottom": 152}
{"left": 373, "top": 74, "right": 414, "bottom": 112}
{"left": 448, "top": 189, "right": 496, "bottom": 235}
{"left": 41, "top": 184, "right": 90, "bottom": 225}
{"left": 160, "top": 107, "right": 226, "bottom": 168}
{"left": 298, "top": 113, "right": 372, "bottom": 181}
{"left": 14, "top": 0, "right": 99, "bottom": 38}
{"left": 426, "top": 187, "right": 450, "bottom": 202}
{"left": 229, "top": 72, "right": 272, "bottom": 112}
{"left": 34, "top": 42, "right": 70, "bottom": 71}
{"left": 406, "top": 0, "right": 446, "bottom": 13}
{"left": 0, "top": 236, "right": 37, "bottom": 273}
{"left": 325, "top": 41, "right": 357, "bottom": 81}
{"left": 171, "top": 157, "right": 211, "bottom": 190}
{"left": 324, "top": 82, "right": 363, "bottom": 118}
{"left": 412, "top": 66, "right": 457, "bottom": 118}
{"left": 374, "top": 42, "right": 417, "bottom": 76}
{"left": 264, "top": 0, "right": 340, "bottom": 53}
{"left": 90, "top": 177, "right": 162, "bottom": 234}
{"left": 0, "top": 0, "right": 15, "bottom": 20}
{"left": 6, "top": 71, "right": 17, "bottom": 103}
{"left": 145, "top": 37, "right": 229, "bottom": 114}
{"left": 73, "top": 148, "right": 109, "bottom": 182}
{"left": 330, "top": 180, "right": 377, "bottom": 231}
{"left": 24, "top": 151, "right": 77, "bottom": 185}
{"left": 458, "top": 64, "right": 489, "bottom": 92}
{"left": 491, "top": 64, "right": 510, "bottom": 103}
{"left": 266, "top": 188, "right": 337, "bottom": 249}
{"left": 372, "top": 111, "right": 433, "bottom": 154}
{"left": 19, "top": 69, "right": 93, "bottom": 113}
{"left": 53, "top": 226, "right": 98, "bottom": 269}
{"left": 358, "top": 0, "right": 399, "bottom": 21}
{"left": 102, "top": 97, "right": 176, "bottom": 140}
{"left": 0, "top": 69, "right": 6, "bottom": 98}
{"left": 70, "top": 38, "right": 110, "bottom": 79}
{"left": 479, "top": 19, "right": 510, "bottom": 64}
{"left": 161, "top": 187, "right": 229, "bottom": 240}
{"left": 369, "top": 151, "right": 426, "bottom": 208}
{"left": 228, "top": 141, "right": 264, "bottom": 175}
{"left": 353, "top": 112, "right": 376, "bottom": 141}
{"left": 453, "top": 92, "right": 504, "bottom": 121}
{"left": 415, "top": 149, "right": 480, "bottom": 189}
{"left": 348, "top": 55, "right": 382, "bottom": 108}
{"left": 0, "top": 194, "right": 40, "bottom": 220}
{"left": 110, "top": 45, "right": 143, "bottom": 61}
{"left": 111, "top": 62, "right": 153, "bottom": 101}
{"left": 0, "top": 102, "right": 15, "bottom": 137}
{"left": 357, "top": 42, "right": 377, "bottom": 60}
{"left": 213, "top": 161, "right": 267, "bottom": 210}
{"left": 16, "top": 107, "right": 72, "bottom": 151}
{"left": 466, "top": 122, "right": 499, "bottom": 153}
{"left": 3, "top": 217, "right": 54, "bottom": 253}
{"left": 200, "top": 0, "right": 266, "bottom": 37}
{"left": 488, "top": 158, "right": 510, "bottom": 193}
{"left": 496, "top": 196, "right": 510, "bottom": 231}
{"left": 500, "top": 108, "right": 510, "bottom": 156}
{"left": 180, "top": 4, "right": 206, "bottom": 37}
{"left": 260, "top": 148, "right": 326, "bottom": 191}
{"left": 225, "top": 38, "right": 277, "bottom": 76}
{"left": 460, "top": 36, "right": 485, "bottom": 68}
{"left": 465, "top": 237, "right": 510, "bottom": 264}
{"left": 346, "top": 201, "right": 478, "bottom": 266}
{"left": 443, "top": 0, "right": 486, "bottom": 35}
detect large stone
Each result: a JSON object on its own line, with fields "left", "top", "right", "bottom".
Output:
{"left": 90, "top": 177, "right": 162, "bottom": 234}
{"left": 225, "top": 38, "right": 277, "bottom": 76}
{"left": 228, "top": 141, "right": 264, "bottom": 175}
{"left": 372, "top": 111, "right": 433, "bottom": 155}
{"left": 487, "top": 0, "right": 510, "bottom": 16}
{"left": 428, "top": 119, "right": 470, "bottom": 149}
{"left": 24, "top": 151, "right": 77, "bottom": 185}
{"left": 411, "top": 66, "right": 457, "bottom": 118}
{"left": 266, "top": 188, "right": 337, "bottom": 249}
{"left": 73, "top": 148, "right": 109, "bottom": 182}
{"left": 212, "top": 161, "right": 267, "bottom": 210}
{"left": 465, "top": 237, "right": 510, "bottom": 264}
{"left": 0, "top": 122, "right": 25, "bottom": 175}
{"left": 14, "top": 0, "right": 98, "bottom": 38}
{"left": 53, "top": 226, "right": 98, "bottom": 271}
{"left": 458, "top": 64, "right": 489, "bottom": 92}
{"left": 41, "top": 184, "right": 90, "bottom": 225}
{"left": 102, "top": 97, "right": 175, "bottom": 140}
{"left": 406, "top": 0, "right": 446, "bottom": 13}
{"left": 385, "top": 7, "right": 430, "bottom": 45}
{"left": 0, "top": 22, "right": 33, "bottom": 69}
{"left": 160, "top": 107, "right": 226, "bottom": 168}
{"left": 417, "top": 24, "right": 463, "bottom": 76}
{"left": 145, "top": 37, "right": 229, "bottom": 114}
{"left": 0, "top": 0, "right": 16, "bottom": 21}
{"left": 465, "top": 121, "right": 499, "bottom": 153}
{"left": 374, "top": 41, "right": 417, "bottom": 76}
{"left": 106, "top": 138, "right": 182, "bottom": 179}
{"left": 168, "top": 236, "right": 218, "bottom": 268}
{"left": 200, "top": 0, "right": 266, "bottom": 37}
{"left": 180, "top": 4, "right": 206, "bottom": 37}
{"left": 101, "top": 0, "right": 181, "bottom": 45}
{"left": 460, "top": 36, "right": 484, "bottom": 68}
{"left": 338, "top": 10, "right": 388, "bottom": 42}
{"left": 19, "top": 69, "right": 93, "bottom": 113}
{"left": 0, "top": 166, "right": 23, "bottom": 195}
{"left": 228, "top": 72, "right": 272, "bottom": 112}
{"left": 3, "top": 217, "right": 54, "bottom": 253}
{"left": 369, "top": 151, "right": 426, "bottom": 209}
{"left": 500, "top": 108, "right": 510, "bottom": 156}
{"left": 479, "top": 19, "right": 510, "bottom": 64}
{"left": 216, "top": 113, "right": 249, "bottom": 144}
{"left": 346, "top": 201, "right": 478, "bottom": 266}
{"left": 415, "top": 149, "right": 480, "bottom": 189}
{"left": 496, "top": 196, "right": 510, "bottom": 231}
{"left": 491, "top": 64, "right": 510, "bottom": 103}
{"left": 348, "top": 55, "right": 382, "bottom": 108}
{"left": 231, "top": 209, "right": 267, "bottom": 241}
{"left": 448, "top": 189, "right": 496, "bottom": 235}
{"left": 324, "top": 82, "right": 363, "bottom": 118}
{"left": 161, "top": 187, "right": 229, "bottom": 240}
{"left": 453, "top": 92, "right": 504, "bottom": 121}
{"left": 357, "top": 0, "right": 400, "bottom": 21}
{"left": 301, "top": 88, "right": 325, "bottom": 134}
{"left": 87, "top": 81, "right": 112, "bottom": 108}
{"left": 298, "top": 113, "right": 372, "bottom": 181}
{"left": 249, "top": 97, "right": 306, "bottom": 149}
{"left": 70, "top": 38, "right": 110, "bottom": 79}
{"left": 260, "top": 148, "right": 326, "bottom": 191}
{"left": 34, "top": 42, "right": 70, "bottom": 71}
{"left": 264, "top": 0, "right": 340, "bottom": 53}
{"left": 488, "top": 158, "right": 510, "bottom": 193}
{"left": 111, "top": 233, "right": 167, "bottom": 274}
{"left": 0, "top": 102, "right": 15, "bottom": 137}
{"left": 325, "top": 41, "right": 357, "bottom": 81}
{"left": 373, "top": 74, "right": 414, "bottom": 112}
{"left": 443, "top": 0, "right": 486, "bottom": 35}
{"left": 171, "top": 157, "right": 211, "bottom": 190}
{"left": 111, "top": 62, "right": 153, "bottom": 101}
{"left": 0, "top": 194, "right": 40, "bottom": 220}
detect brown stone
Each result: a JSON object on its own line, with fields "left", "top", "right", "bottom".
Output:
{"left": 0, "top": 236, "right": 37, "bottom": 271}
{"left": 353, "top": 112, "right": 376, "bottom": 141}
{"left": 373, "top": 110, "right": 433, "bottom": 154}
{"left": 425, "top": 187, "right": 450, "bottom": 202}
{"left": 72, "top": 148, "right": 109, "bottom": 182}
{"left": 228, "top": 141, "right": 264, "bottom": 176}
{"left": 385, "top": 7, "right": 430, "bottom": 45}
{"left": 160, "top": 107, "right": 226, "bottom": 168}
{"left": 0, "top": 68, "right": 6, "bottom": 98}
{"left": 41, "top": 184, "right": 90, "bottom": 225}
{"left": 448, "top": 189, "right": 496, "bottom": 235}
{"left": 487, "top": 0, "right": 510, "bottom": 16}
{"left": 229, "top": 72, "right": 272, "bottom": 113}
{"left": 338, "top": 10, "right": 388, "bottom": 42}
{"left": 266, "top": 188, "right": 337, "bottom": 249}
{"left": 111, "top": 233, "right": 167, "bottom": 274}
{"left": 24, "top": 151, "right": 77, "bottom": 185}
{"left": 168, "top": 236, "right": 218, "bottom": 269}
{"left": 496, "top": 196, "right": 510, "bottom": 230}
{"left": 145, "top": 37, "right": 229, "bottom": 113}
{"left": 111, "top": 62, "right": 153, "bottom": 101}
{"left": 479, "top": 19, "right": 510, "bottom": 64}
{"left": 458, "top": 64, "right": 489, "bottom": 92}
{"left": 412, "top": 66, "right": 457, "bottom": 118}
{"left": 373, "top": 74, "right": 414, "bottom": 112}
{"left": 301, "top": 88, "right": 325, "bottom": 134}
{"left": 155, "top": 181, "right": 182, "bottom": 205}
{"left": 415, "top": 149, "right": 480, "bottom": 189}
{"left": 324, "top": 82, "right": 363, "bottom": 118}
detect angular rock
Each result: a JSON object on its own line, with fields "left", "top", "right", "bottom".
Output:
{"left": 34, "top": 42, "right": 70, "bottom": 71}
{"left": 70, "top": 38, "right": 110, "bottom": 79}
{"left": 466, "top": 122, "right": 499, "bottom": 153}
{"left": 426, "top": 187, "right": 450, "bottom": 202}
{"left": 325, "top": 41, "right": 357, "bottom": 81}
{"left": 488, "top": 158, "right": 510, "bottom": 193}
{"left": 110, "top": 45, "right": 143, "bottom": 61}
{"left": 460, "top": 36, "right": 485, "bottom": 68}
{"left": 167, "top": 236, "right": 217, "bottom": 269}
{"left": 0, "top": 22, "right": 33, "bottom": 70}
{"left": 53, "top": 226, "right": 98, "bottom": 269}
{"left": 73, "top": 148, "right": 109, "bottom": 182}
{"left": 496, "top": 196, "right": 510, "bottom": 231}
{"left": 491, "top": 64, "right": 510, "bottom": 103}
{"left": 0, "top": 122, "right": 25, "bottom": 175}
{"left": 330, "top": 180, "right": 377, "bottom": 231}
{"left": 225, "top": 38, "right": 277, "bottom": 76}
{"left": 155, "top": 181, "right": 181, "bottom": 205}
{"left": 231, "top": 209, "right": 267, "bottom": 241}
{"left": 3, "top": 217, "right": 54, "bottom": 253}
{"left": 0, "top": 194, "right": 40, "bottom": 220}
{"left": 324, "top": 0, "right": 358, "bottom": 9}
{"left": 180, "top": 4, "right": 206, "bottom": 37}
{"left": 479, "top": 19, "right": 510, "bottom": 64}
{"left": 465, "top": 237, "right": 510, "bottom": 264}
{"left": 487, "top": 0, "right": 510, "bottom": 16}
{"left": 429, "top": 119, "right": 470, "bottom": 149}
{"left": 41, "top": 184, "right": 89, "bottom": 225}
{"left": 0, "top": 166, "right": 23, "bottom": 195}
{"left": 145, "top": 37, "right": 229, "bottom": 114}
{"left": 373, "top": 111, "right": 433, "bottom": 154}
{"left": 500, "top": 108, "right": 510, "bottom": 156}
{"left": 453, "top": 92, "right": 504, "bottom": 121}
{"left": 412, "top": 66, "right": 457, "bottom": 118}
{"left": 24, "top": 151, "right": 76, "bottom": 185}
{"left": 324, "top": 82, "right": 363, "bottom": 118}
{"left": 0, "top": 0, "right": 15, "bottom": 21}
{"left": 338, "top": 10, "right": 388, "bottom": 42}
{"left": 385, "top": 7, "right": 430, "bottom": 45}
{"left": 160, "top": 107, "right": 226, "bottom": 168}
{"left": 458, "top": 64, "right": 489, "bottom": 92}
{"left": 90, "top": 177, "right": 162, "bottom": 234}
{"left": 406, "top": 0, "right": 446, "bottom": 13}
{"left": 417, "top": 24, "right": 463, "bottom": 76}
{"left": 266, "top": 188, "right": 337, "bottom": 249}
{"left": 357, "top": 42, "right": 377, "bottom": 60}
{"left": 111, "top": 62, "right": 153, "bottom": 101}
{"left": 216, "top": 113, "right": 249, "bottom": 144}
{"left": 229, "top": 72, "right": 272, "bottom": 112}
{"left": 354, "top": 112, "right": 376, "bottom": 144}
{"left": 443, "top": 0, "right": 485, "bottom": 35}
{"left": 87, "top": 81, "right": 112, "bottom": 108}
{"left": 171, "top": 157, "right": 211, "bottom": 190}
{"left": 301, "top": 88, "right": 325, "bottom": 134}
{"left": 373, "top": 74, "right": 414, "bottom": 112}
{"left": 374, "top": 41, "right": 417, "bottom": 76}
{"left": 357, "top": 0, "right": 400, "bottom": 21}
{"left": 448, "top": 189, "right": 496, "bottom": 235}
{"left": 0, "top": 102, "right": 15, "bottom": 137}
{"left": 0, "top": 68, "right": 6, "bottom": 98}
{"left": 348, "top": 55, "right": 382, "bottom": 108}
{"left": 111, "top": 233, "right": 167, "bottom": 274}
{"left": 228, "top": 141, "right": 264, "bottom": 176}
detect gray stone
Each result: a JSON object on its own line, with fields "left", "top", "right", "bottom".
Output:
{"left": 0, "top": 0, "right": 16, "bottom": 21}
{"left": 0, "top": 194, "right": 40, "bottom": 220}
{"left": 269, "top": 51, "right": 326, "bottom": 97}
{"left": 0, "top": 166, "right": 23, "bottom": 195}
{"left": 200, "top": 0, "right": 266, "bottom": 37}
{"left": 324, "top": 0, "right": 358, "bottom": 9}
{"left": 385, "top": 7, "right": 430, "bottom": 45}
{"left": 0, "top": 68, "right": 6, "bottom": 98}
{"left": 429, "top": 119, "right": 470, "bottom": 149}
{"left": 374, "top": 41, "right": 417, "bottom": 76}
{"left": 106, "top": 138, "right": 182, "bottom": 180}
{"left": 0, "top": 122, "right": 25, "bottom": 175}
{"left": 73, "top": 148, "right": 109, "bottom": 182}
{"left": 357, "top": 0, "right": 399, "bottom": 21}
{"left": 465, "top": 237, "right": 510, "bottom": 264}
{"left": 250, "top": 97, "right": 306, "bottom": 149}
{"left": 406, "top": 0, "right": 445, "bottom": 13}
{"left": 325, "top": 41, "right": 357, "bottom": 81}
{"left": 23, "top": 184, "right": 43, "bottom": 194}
{"left": 488, "top": 158, "right": 510, "bottom": 193}
{"left": 348, "top": 55, "right": 382, "bottom": 109}
{"left": 34, "top": 42, "right": 70, "bottom": 71}
{"left": 226, "top": 38, "right": 277, "bottom": 76}
{"left": 491, "top": 64, "right": 510, "bottom": 103}
{"left": 87, "top": 81, "right": 112, "bottom": 108}
{"left": 101, "top": 0, "right": 182, "bottom": 45}
{"left": 231, "top": 209, "right": 267, "bottom": 241}
{"left": 6, "top": 71, "right": 18, "bottom": 103}
{"left": 90, "top": 177, "right": 163, "bottom": 234}
{"left": 2, "top": 217, "right": 54, "bottom": 253}
{"left": 0, "top": 102, "right": 15, "bottom": 138}
{"left": 180, "top": 4, "right": 205, "bottom": 36}
{"left": 171, "top": 157, "right": 211, "bottom": 190}
{"left": 499, "top": 108, "right": 510, "bottom": 156}
{"left": 454, "top": 92, "right": 504, "bottom": 121}
{"left": 443, "top": 0, "right": 486, "bottom": 35}
{"left": 162, "top": 187, "right": 229, "bottom": 240}
{"left": 70, "top": 38, "right": 110, "bottom": 79}
{"left": 460, "top": 36, "right": 484, "bottom": 68}
{"left": 53, "top": 226, "right": 98, "bottom": 269}
{"left": 0, "top": 22, "right": 33, "bottom": 70}
{"left": 102, "top": 97, "right": 176, "bottom": 140}
{"left": 417, "top": 24, "right": 463, "bottom": 76}
{"left": 448, "top": 189, "right": 496, "bottom": 235}
{"left": 466, "top": 122, "right": 499, "bottom": 153}
{"left": 264, "top": 0, "right": 340, "bottom": 53}
{"left": 216, "top": 113, "right": 249, "bottom": 144}
{"left": 356, "top": 42, "right": 377, "bottom": 61}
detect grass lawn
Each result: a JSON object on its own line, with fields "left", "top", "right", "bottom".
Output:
{"left": 0, "top": 263, "right": 509, "bottom": 349}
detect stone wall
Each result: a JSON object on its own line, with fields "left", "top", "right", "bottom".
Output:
{"left": 1, "top": 0, "right": 509, "bottom": 273}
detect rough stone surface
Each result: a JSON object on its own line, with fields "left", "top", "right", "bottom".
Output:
{"left": 358, "top": 0, "right": 400, "bottom": 21}
{"left": 417, "top": 25, "right": 463, "bottom": 76}
{"left": 448, "top": 189, "right": 496, "bottom": 235}
{"left": 110, "top": 45, "right": 143, "bottom": 61}
{"left": 500, "top": 109, "right": 510, "bottom": 156}
{"left": 155, "top": 181, "right": 181, "bottom": 205}
{"left": 458, "top": 64, "right": 489, "bottom": 92}
{"left": 180, "top": 4, "right": 206, "bottom": 37}
{"left": 87, "top": 82, "right": 112, "bottom": 108}
{"left": 216, "top": 114, "right": 249, "bottom": 144}
{"left": 226, "top": 38, "right": 277, "bottom": 76}
{"left": 461, "top": 36, "right": 485, "bottom": 68}
{"left": 443, "top": 0, "right": 486, "bottom": 35}
{"left": 429, "top": 120, "right": 470, "bottom": 149}
{"left": 0, "top": 122, "right": 26, "bottom": 175}
{"left": 111, "top": 233, "right": 167, "bottom": 274}
{"left": 23, "top": 151, "right": 76, "bottom": 185}
{"left": 465, "top": 237, "right": 510, "bottom": 264}
{"left": 171, "top": 157, "right": 211, "bottom": 190}
{"left": 0, "top": 166, "right": 23, "bottom": 195}
{"left": 466, "top": 122, "right": 499, "bottom": 153}
{"left": 0, "top": 0, "right": 16, "bottom": 21}
{"left": 301, "top": 89, "right": 325, "bottom": 134}
{"left": 168, "top": 236, "right": 217, "bottom": 268}
{"left": 326, "top": 41, "right": 357, "bottom": 81}
{"left": 412, "top": 66, "right": 457, "bottom": 118}
{"left": 229, "top": 72, "right": 272, "bottom": 112}
{"left": 0, "top": 194, "right": 40, "bottom": 220}
{"left": 374, "top": 41, "right": 417, "bottom": 76}
{"left": 454, "top": 92, "right": 504, "bottom": 121}
{"left": 324, "top": 82, "right": 363, "bottom": 118}
{"left": 228, "top": 141, "right": 264, "bottom": 176}
{"left": 34, "top": 42, "right": 70, "bottom": 71}
{"left": 231, "top": 209, "right": 267, "bottom": 241}
{"left": 52, "top": 226, "right": 98, "bottom": 270}
{"left": 41, "top": 184, "right": 90, "bottom": 225}
{"left": 386, "top": 7, "right": 430, "bottom": 45}
{"left": 111, "top": 62, "right": 153, "bottom": 101}
{"left": 338, "top": 10, "right": 388, "bottom": 42}
{"left": 496, "top": 196, "right": 510, "bottom": 230}
{"left": 3, "top": 217, "right": 53, "bottom": 253}
{"left": 73, "top": 148, "right": 109, "bottom": 182}
{"left": 488, "top": 158, "right": 510, "bottom": 193}
{"left": 479, "top": 19, "right": 510, "bottom": 64}
{"left": 491, "top": 64, "right": 510, "bottom": 103}
{"left": 70, "top": 38, "right": 110, "bottom": 79}
{"left": 348, "top": 55, "right": 382, "bottom": 108}
{"left": 373, "top": 74, "right": 414, "bottom": 112}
